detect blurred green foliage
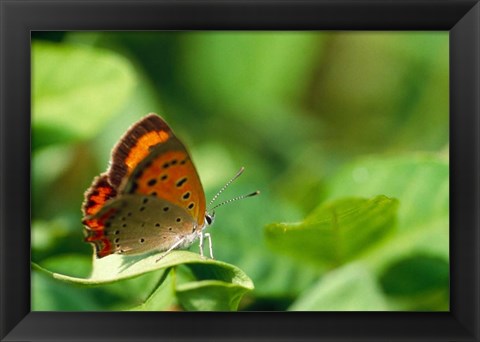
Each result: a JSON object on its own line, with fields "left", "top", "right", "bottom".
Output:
{"left": 31, "top": 31, "right": 449, "bottom": 311}
{"left": 266, "top": 196, "right": 399, "bottom": 267}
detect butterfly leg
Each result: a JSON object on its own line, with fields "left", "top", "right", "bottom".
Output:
{"left": 204, "top": 233, "right": 214, "bottom": 259}
{"left": 156, "top": 237, "right": 186, "bottom": 262}
{"left": 198, "top": 232, "right": 213, "bottom": 259}
{"left": 199, "top": 232, "right": 204, "bottom": 258}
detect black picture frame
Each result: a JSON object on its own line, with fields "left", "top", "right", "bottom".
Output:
{"left": 1, "top": 0, "right": 479, "bottom": 341}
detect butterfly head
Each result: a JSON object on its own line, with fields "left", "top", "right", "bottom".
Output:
{"left": 205, "top": 212, "right": 215, "bottom": 227}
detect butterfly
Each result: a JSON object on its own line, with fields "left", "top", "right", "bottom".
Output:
{"left": 82, "top": 113, "right": 258, "bottom": 261}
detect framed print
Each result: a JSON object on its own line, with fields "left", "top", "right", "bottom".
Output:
{"left": 1, "top": 1, "right": 479, "bottom": 341}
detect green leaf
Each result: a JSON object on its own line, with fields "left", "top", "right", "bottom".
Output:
{"left": 32, "top": 42, "right": 136, "bottom": 148}
{"left": 175, "top": 262, "right": 255, "bottom": 311}
{"left": 34, "top": 250, "right": 252, "bottom": 285}
{"left": 321, "top": 153, "right": 449, "bottom": 310}
{"left": 33, "top": 250, "right": 254, "bottom": 311}
{"left": 379, "top": 254, "right": 449, "bottom": 297}
{"left": 290, "top": 263, "right": 388, "bottom": 311}
{"left": 265, "top": 195, "right": 398, "bottom": 267}
{"left": 176, "top": 280, "right": 251, "bottom": 311}
{"left": 130, "top": 268, "right": 177, "bottom": 311}
{"left": 326, "top": 154, "right": 449, "bottom": 269}
{"left": 129, "top": 261, "right": 255, "bottom": 311}
{"left": 327, "top": 154, "right": 448, "bottom": 233}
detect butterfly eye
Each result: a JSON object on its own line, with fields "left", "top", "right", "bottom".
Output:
{"left": 205, "top": 213, "right": 215, "bottom": 226}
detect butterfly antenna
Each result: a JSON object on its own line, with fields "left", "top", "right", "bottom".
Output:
{"left": 208, "top": 167, "right": 246, "bottom": 209}
{"left": 208, "top": 191, "right": 260, "bottom": 212}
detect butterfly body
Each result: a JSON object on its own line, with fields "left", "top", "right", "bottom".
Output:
{"left": 82, "top": 114, "right": 209, "bottom": 259}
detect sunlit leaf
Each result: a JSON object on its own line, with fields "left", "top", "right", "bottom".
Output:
{"left": 265, "top": 196, "right": 398, "bottom": 267}
{"left": 34, "top": 251, "right": 251, "bottom": 284}
{"left": 33, "top": 250, "right": 254, "bottom": 311}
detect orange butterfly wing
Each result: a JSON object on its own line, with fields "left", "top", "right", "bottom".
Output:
{"left": 81, "top": 174, "right": 118, "bottom": 257}
{"left": 110, "top": 114, "right": 206, "bottom": 226}
{"left": 107, "top": 114, "right": 172, "bottom": 189}
{"left": 82, "top": 114, "right": 206, "bottom": 258}
{"left": 82, "top": 174, "right": 117, "bottom": 217}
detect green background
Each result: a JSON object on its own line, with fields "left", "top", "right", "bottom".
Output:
{"left": 31, "top": 31, "right": 449, "bottom": 311}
